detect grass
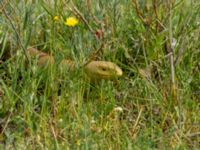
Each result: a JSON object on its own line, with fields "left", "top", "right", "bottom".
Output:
{"left": 0, "top": 0, "right": 200, "bottom": 149}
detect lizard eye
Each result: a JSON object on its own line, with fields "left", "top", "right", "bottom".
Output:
{"left": 101, "top": 67, "right": 107, "bottom": 71}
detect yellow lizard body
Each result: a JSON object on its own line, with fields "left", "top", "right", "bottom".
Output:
{"left": 27, "top": 47, "right": 123, "bottom": 80}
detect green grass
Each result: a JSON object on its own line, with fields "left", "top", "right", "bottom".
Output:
{"left": 0, "top": 0, "right": 200, "bottom": 149}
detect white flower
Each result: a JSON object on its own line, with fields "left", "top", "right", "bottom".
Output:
{"left": 114, "top": 106, "right": 123, "bottom": 112}
{"left": 91, "top": 119, "right": 96, "bottom": 124}
{"left": 171, "top": 38, "right": 177, "bottom": 49}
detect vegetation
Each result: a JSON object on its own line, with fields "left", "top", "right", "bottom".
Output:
{"left": 0, "top": 0, "right": 199, "bottom": 149}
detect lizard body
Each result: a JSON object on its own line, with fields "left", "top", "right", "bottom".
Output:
{"left": 27, "top": 48, "right": 123, "bottom": 80}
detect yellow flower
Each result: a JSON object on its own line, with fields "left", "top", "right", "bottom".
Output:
{"left": 53, "top": 16, "right": 59, "bottom": 21}
{"left": 64, "top": 17, "right": 78, "bottom": 27}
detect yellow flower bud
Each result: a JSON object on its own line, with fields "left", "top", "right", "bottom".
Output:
{"left": 53, "top": 16, "right": 59, "bottom": 21}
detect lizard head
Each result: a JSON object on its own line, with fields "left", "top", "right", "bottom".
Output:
{"left": 84, "top": 61, "right": 123, "bottom": 81}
